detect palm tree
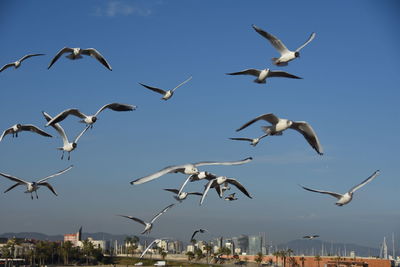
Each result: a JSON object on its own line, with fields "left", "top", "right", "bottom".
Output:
{"left": 255, "top": 252, "right": 263, "bottom": 266}
{"left": 61, "top": 241, "right": 73, "bottom": 264}
{"left": 204, "top": 244, "right": 213, "bottom": 264}
{"left": 299, "top": 256, "right": 306, "bottom": 267}
{"left": 161, "top": 251, "right": 167, "bottom": 260}
{"left": 186, "top": 251, "right": 194, "bottom": 262}
{"left": 273, "top": 251, "right": 280, "bottom": 266}
{"left": 314, "top": 255, "right": 322, "bottom": 267}
{"left": 279, "top": 250, "right": 287, "bottom": 267}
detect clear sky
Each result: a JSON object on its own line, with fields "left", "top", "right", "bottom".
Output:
{"left": 0, "top": 0, "right": 399, "bottom": 249}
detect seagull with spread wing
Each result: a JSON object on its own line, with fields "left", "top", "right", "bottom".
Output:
{"left": 224, "top": 193, "right": 238, "bottom": 201}
{"left": 300, "top": 170, "right": 380, "bottom": 206}
{"left": 163, "top": 188, "right": 203, "bottom": 202}
{"left": 229, "top": 133, "right": 269, "bottom": 147}
{"left": 190, "top": 229, "right": 208, "bottom": 242}
{"left": 252, "top": 24, "right": 316, "bottom": 66}
{"left": 42, "top": 112, "right": 90, "bottom": 160}
{"left": 303, "top": 235, "right": 319, "bottom": 239}
{"left": 0, "top": 53, "right": 45, "bottom": 72}
{"left": 0, "top": 165, "right": 73, "bottom": 199}
{"left": 48, "top": 47, "right": 112, "bottom": 70}
{"left": 226, "top": 68, "right": 302, "bottom": 83}
{"left": 0, "top": 124, "right": 52, "bottom": 142}
{"left": 46, "top": 103, "right": 136, "bottom": 128}
{"left": 139, "top": 76, "right": 192, "bottom": 100}
{"left": 236, "top": 113, "right": 323, "bottom": 155}
{"left": 130, "top": 157, "right": 252, "bottom": 185}
{"left": 139, "top": 238, "right": 168, "bottom": 258}
{"left": 118, "top": 204, "right": 174, "bottom": 235}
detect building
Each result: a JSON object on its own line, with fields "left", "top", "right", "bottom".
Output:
{"left": 248, "top": 235, "right": 263, "bottom": 255}
{"left": 232, "top": 235, "right": 249, "bottom": 255}
{"left": 84, "top": 237, "right": 110, "bottom": 252}
{"left": 64, "top": 226, "right": 82, "bottom": 247}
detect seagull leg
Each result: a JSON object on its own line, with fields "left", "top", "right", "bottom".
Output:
{"left": 68, "top": 153, "right": 71, "bottom": 160}
{"left": 31, "top": 193, "right": 33, "bottom": 200}
{"left": 61, "top": 151, "right": 64, "bottom": 160}
{"left": 35, "top": 191, "right": 38, "bottom": 199}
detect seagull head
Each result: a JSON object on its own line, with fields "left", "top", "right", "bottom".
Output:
{"left": 91, "top": 116, "right": 97, "bottom": 123}
{"left": 295, "top": 51, "right": 300, "bottom": 58}
{"left": 16, "top": 124, "right": 22, "bottom": 130}
{"left": 72, "top": 143, "right": 78, "bottom": 149}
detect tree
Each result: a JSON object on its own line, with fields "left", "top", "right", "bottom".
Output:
{"left": 82, "top": 239, "right": 95, "bottom": 265}
{"left": 255, "top": 252, "right": 263, "bottom": 266}
{"left": 204, "top": 244, "right": 213, "bottom": 264}
{"left": 194, "top": 247, "right": 204, "bottom": 260}
{"left": 61, "top": 241, "right": 73, "bottom": 264}
{"left": 299, "top": 256, "right": 306, "bottom": 267}
{"left": 273, "top": 251, "right": 280, "bottom": 266}
{"left": 161, "top": 251, "right": 167, "bottom": 260}
{"left": 186, "top": 251, "right": 195, "bottom": 262}
{"left": 314, "top": 255, "right": 322, "bottom": 267}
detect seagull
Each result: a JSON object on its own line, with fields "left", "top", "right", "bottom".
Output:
{"left": 200, "top": 176, "right": 252, "bottom": 205}
{"left": 42, "top": 112, "right": 90, "bottom": 160}
{"left": 46, "top": 103, "right": 136, "bottom": 128}
{"left": 224, "top": 193, "right": 238, "bottom": 201}
{"left": 0, "top": 165, "right": 73, "bottom": 199}
{"left": 140, "top": 238, "right": 166, "bottom": 258}
{"left": 226, "top": 68, "right": 302, "bottom": 83}
{"left": 0, "top": 124, "right": 52, "bottom": 142}
{"left": 190, "top": 229, "right": 208, "bottom": 242}
{"left": 0, "top": 54, "right": 45, "bottom": 72}
{"left": 252, "top": 24, "right": 316, "bottom": 66}
{"left": 236, "top": 113, "right": 323, "bottom": 155}
{"left": 303, "top": 235, "right": 319, "bottom": 239}
{"left": 48, "top": 47, "right": 112, "bottom": 70}
{"left": 118, "top": 204, "right": 174, "bottom": 235}
{"left": 130, "top": 157, "right": 252, "bottom": 185}
{"left": 229, "top": 133, "right": 269, "bottom": 147}
{"left": 139, "top": 76, "right": 192, "bottom": 100}
{"left": 300, "top": 170, "right": 380, "bottom": 206}
{"left": 163, "top": 188, "right": 203, "bottom": 202}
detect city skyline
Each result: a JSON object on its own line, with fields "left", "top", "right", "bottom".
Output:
{"left": 0, "top": 0, "right": 399, "bottom": 251}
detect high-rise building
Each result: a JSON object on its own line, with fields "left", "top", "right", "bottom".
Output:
{"left": 248, "top": 235, "right": 263, "bottom": 255}
{"left": 232, "top": 235, "right": 249, "bottom": 255}
{"left": 64, "top": 226, "right": 82, "bottom": 247}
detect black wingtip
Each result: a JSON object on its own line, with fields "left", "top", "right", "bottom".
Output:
{"left": 130, "top": 181, "right": 134, "bottom": 185}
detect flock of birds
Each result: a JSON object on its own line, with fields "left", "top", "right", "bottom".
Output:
{"left": 1, "top": 24, "right": 381, "bottom": 257}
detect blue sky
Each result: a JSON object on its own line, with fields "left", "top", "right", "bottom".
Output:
{"left": 0, "top": 0, "right": 399, "bottom": 249}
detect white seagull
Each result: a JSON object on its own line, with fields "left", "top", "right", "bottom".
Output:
{"left": 130, "top": 157, "right": 252, "bottom": 185}
{"left": 163, "top": 188, "right": 203, "bottom": 202}
{"left": 139, "top": 76, "right": 192, "bottom": 100}
{"left": 0, "top": 54, "right": 45, "bottom": 72}
{"left": 0, "top": 124, "right": 52, "bottom": 142}
{"left": 252, "top": 24, "right": 316, "bottom": 66}
{"left": 226, "top": 68, "right": 302, "bottom": 83}
{"left": 48, "top": 47, "right": 112, "bottom": 70}
{"left": 140, "top": 238, "right": 168, "bottom": 259}
{"left": 200, "top": 176, "right": 252, "bottom": 205}
{"left": 224, "top": 193, "right": 238, "bottom": 201}
{"left": 0, "top": 165, "right": 73, "bottom": 199}
{"left": 229, "top": 133, "right": 269, "bottom": 147}
{"left": 236, "top": 113, "right": 323, "bottom": 155}
{"left": 303, "top": 235, "right": 319, "bottom": 239}
{"left": 118, "top": 204, "right": 175, "bottom": 235}
{"left": 300, "top": 170, "right": 380, "bottom": 206}
{"left": 46, "top": 103, "right": 136, "bottom": 128}
{"left": 42, "top": 112, "right": 90, "bottom": 160}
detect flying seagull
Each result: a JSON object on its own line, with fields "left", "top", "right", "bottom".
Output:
{"left": 190, "top": 229, "right": 208, "bottom": 242}
{"left": 46, "top": 103, "right": 136, "bottom": 128}
{"left": 229, "top": 133, "right": 269, "bottom": 147}
{"left": 130, "top": 157, "right": 252, "bottom": 185}
{"left": 42, "top": 111, "right": 90, "bottom": 160}
{"left": 252, "top": 24, "right": 316, "bottom": 66}
{"left": 0, "top": 54, "right": 45, "bottom": 72}
{"left": 303, "top": 235, "right": 319, "bottom": 239}
{"left": 48, "top": 47, "right": 112, "bottom": 70}
{"left": 139, "top": 239, "right": 165, "bottom": 259}
{"left": 0, "top": 124, "right": 52, "bottom": 142}
{"left": 300, "top": 170, "right": 380, "bottom": 206}
{"left": 226, "top": 68, "right": 302, "bottom": 83}
{"left": 118, "top": 204, "right": 174, "bottom": 235}
{"left": 236, "top": 113, "right": 323, "bottom": 155}
{"left": 224, "top": 193, "right": 238, "bottom": 201}
{"left": 139, "top": 76, "right": 192, "bottom": 100}
{"left": 164, "top": 188, "right": 203, "bottom": 202}
{"left": 200, "top": 176, "right": 252, "bottom": 205}
{"left": 0, "top": 165, "right": 73, "bottom": 199}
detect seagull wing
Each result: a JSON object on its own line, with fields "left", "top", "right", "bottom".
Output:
{"left": 0, "top": 127, "right": 15, "bottom": 142}
{"left": 20, "top": 124, "right": 52, "bottom": 138}
{"left": 81, "top": 48, "right": 112, "bottom": 70}
{"left": 187, "top": 192, "right": 203, "bottom": 196}
{"left": 229, "top": 137, "right": 253, "bottom": 142}
{"left": 46, "top": 109, "right": 87, "bottom": 126}
{"left": 227, "top": 178, "right": 252, "bottom": 198}
{"left": 200, "top": 179, "right": 216, "bottom": 205}
{"left": 290, "top": 121, "right": 323, "bottom": 155}
{"left": 295, "top": 32, "right": 316, "bottom": 52}
{"left": 0, "top": 63, "right": 16, "bottom": 72}
{"left": 171, "top": 76, "right": 192, "bottom": 92}
{"left": 19, "top": 53, "right": 45, "bottom": 62}
{"left": 164, "top": 188, "right": 179, "bottom": 195}
{"left": 4, "top": 183, "right": 21, "bottom": 193}
{"left": 236, "top": 113, "right": 280, "bottom": 132}
{"left": 268, "top": 71, "right": 302, "bottom": 79}
{"left": 0, "top": 172, "right": 28, "bottom": 185}
{"left": 140, "top": 239, "right": 161, "bottom": 259}
{"left": 252, "top": 25, "right": 289, "bottom": 54}
{"left": 118, "top": 215, "right": 147, "bottom": 226}
{"left": 190, "top": 230, "right": 200, "bottom": 241}
{"left": 150, "top": 203, "right": 174, "bottom": 223}
{"left": 226, "top": 69, "right": 261, "bottom": 77}
{"left": 37, "top": 165, "right": 73, "bottom": 183}
{"left": 39, "top": 182, "right": 58, "bottom": 196}
{"left": 42, "top": 111, "right": 69, "bottom": 146}
{"left": 138, "top": 83, "right": 167, "bottom": 95}
{"left": 94, "top": 103, "right": 136, "bottom": 117}
{"left": 349, "top": 170, "right": 380, "bottom": 193}
{"left": 48, "top": 47, "right": 74, "bottom": 69}
{"left": 194, "top": 157, "right": 252, "bottom": 167}
{"left": 130, "top": 164, "right": 188, "bottom": 185}
{"left": 178, "top": 175, "right": 192, "bottom": 195}
{"left": 74, "top": 125, "right": 90, "bottom": 143}
{"left": 300, "top": 185, "right": 343, "bottom": 200}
